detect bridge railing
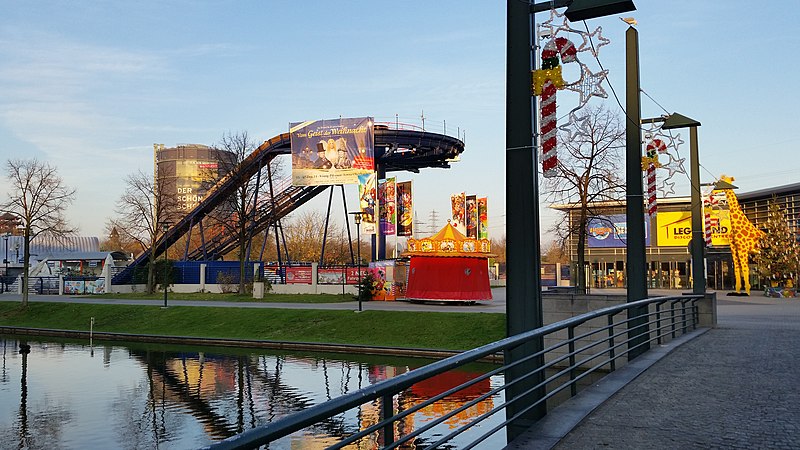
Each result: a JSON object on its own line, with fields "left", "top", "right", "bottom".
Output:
{"left": 205, "top": 294, "right": 705, "bottom": 449}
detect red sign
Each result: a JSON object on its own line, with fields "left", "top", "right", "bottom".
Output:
{"left": 285, "top": 267, "right": 313, "bottom": 284}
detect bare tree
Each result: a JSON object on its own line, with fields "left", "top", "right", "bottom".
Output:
{"left": 110, "top": 170, "right": 176, "bottom": 294}
{"left": 543, "top": 105, "right": 625, "bottom": 293}
{"left": 1, "top": 158, "right": 76, "bottom": 306}
{"left": 204, "top": 131, "right": 283, "bottom": 294}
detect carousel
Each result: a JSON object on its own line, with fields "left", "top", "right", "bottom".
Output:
{"left": 403, "top": 221, "right": 494, "bottom": 302}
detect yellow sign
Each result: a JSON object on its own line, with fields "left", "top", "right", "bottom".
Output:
{"left": 656, "top": 210, "right": 731, "bottom": 247}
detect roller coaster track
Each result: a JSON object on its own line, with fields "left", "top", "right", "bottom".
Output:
{"left": 113, "top": 125, "right": 464, "bottom": 284}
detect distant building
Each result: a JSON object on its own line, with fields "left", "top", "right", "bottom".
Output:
{"left": 551, "top": 182, "right": 800, "bottom": 291}
{"left": 154, "top": 143, "right": 236, "bottom": 218}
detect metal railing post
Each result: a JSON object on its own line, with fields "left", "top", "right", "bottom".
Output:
{"left": 656, "top": 302, "right": 663, "bottom": 345}
{"left": 568, "top": 326, "right": 577, "bottom": 396}
{"left": 607, "top": 315, "right": 616, "bottom": 372}
{"left": 381, "top": 394, "right": 394, "bottom": 446}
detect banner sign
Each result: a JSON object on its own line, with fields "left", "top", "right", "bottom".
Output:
{"left": 451, "top": 192, "right": 466, "bottom": 234}
{"left": 657, "top": 210, "right": 730, "bottom": 247}
{"left": 396, "top": 181, "right": 413, "bottom": 237}
{"left": 466, "top": 195, "right": 478, "bottom": 238}
{"left": 290, "top": 117, "right": 374, "bottom": 186}
{"left": 285, "top": 266, "right": 313, "bottom": 284}
{"left": 357, "top": 173, "right": 377, "bottom": 235}
{"left": 478, "top": 197, "right": 488, "bottom": 239}
{"left": 379, "top": 177, "right": 396, "bottom": 235}
{"left": 587, "top": 214, "right": 650, "bottom": 248}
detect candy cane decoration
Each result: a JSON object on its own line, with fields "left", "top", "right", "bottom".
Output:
{"left": 642, "top": 138, "right": 667, "bottom": 217}
{"left": 533, "top": 37, "right": 577, "bottom": 178}
{"left": 704, "top": 193, "right": 720, "bottom": 246}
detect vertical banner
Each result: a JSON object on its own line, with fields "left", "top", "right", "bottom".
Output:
{"left": 379, "top": 177, "right": 397, "bottom": 235}
{"left": 466, "top": 195, "right": 478, "bottom": 238}
{"left": 450, "top": 192, "right": 466, "bottom": 234}
{"left": 396, "top": 181, "right": 413, "bottom": 237}
{"left": 357, "top": 173, "right": 377, "bottom": 234}
{"left": 478, "top": 197, "right": 488, "bottom": 239}
{"left": 289, "top": 117, "right": 374, "bottom": 186}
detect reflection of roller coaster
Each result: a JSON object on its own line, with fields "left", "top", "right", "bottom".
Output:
{"left": 113, "top": 125, "right": 464, "bottom": 284}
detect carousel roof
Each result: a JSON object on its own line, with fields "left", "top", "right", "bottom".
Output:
{"left": 403, "top": 221, "right": 493, "bottom": 258}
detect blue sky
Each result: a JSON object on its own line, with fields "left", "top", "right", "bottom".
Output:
{"left": 1, "top": 1, "right": 798, "bottom": 242}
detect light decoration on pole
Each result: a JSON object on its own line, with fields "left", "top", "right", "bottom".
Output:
{"left": 641, "top": 138, "right": 667, "bottom": 217}
{"left": 640, "top": 121, "right": 688, "bottom": 200}
{"left": 532, "top": 8, "right": 611, "bottom": 178}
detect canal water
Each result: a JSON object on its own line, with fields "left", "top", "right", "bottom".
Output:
{"left": 0, "top": 334, "right": 505, "bottom": 449}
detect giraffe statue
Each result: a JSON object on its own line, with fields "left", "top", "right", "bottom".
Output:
{"left": 715, "top": 175, "right": 765, "bottom": 295}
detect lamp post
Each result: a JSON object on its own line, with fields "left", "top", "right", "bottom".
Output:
{"left": 2, "top": 233, "right": 9, "bottom": 293}
{"left": 661, "top": 113, "right": 703, "bottom": 294}
{"left": 507, "top": 0, "right": 636, "bottom": 440}
{"left": 161, "top": 222, "right": 171, "bottom": 308}
{"left": 349, "top": 212, "right": 364, "bottom": 312}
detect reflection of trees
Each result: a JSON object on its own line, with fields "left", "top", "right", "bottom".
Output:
{"left": 0, "top": 339, "right": 72, "bottom": 450}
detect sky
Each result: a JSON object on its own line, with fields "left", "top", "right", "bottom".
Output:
{"left": 1, "top": 1, "right": 799, "bottom": 244}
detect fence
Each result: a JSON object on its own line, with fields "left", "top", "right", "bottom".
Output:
{"left": 205, "top": 294, "right": 706, "bottom": 449}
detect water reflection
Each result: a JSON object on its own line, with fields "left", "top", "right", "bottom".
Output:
{"left": 0, "top": 335, "right": 502, "bottom": 449}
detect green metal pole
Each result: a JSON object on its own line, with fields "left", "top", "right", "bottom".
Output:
{"left": 504, "top": 0, "right": 546, "bottom": 441}
{"left": 625, "top": 26, "right": 649, "bottom": 359}
{"left": 689, "top": 126, "right": 706, "bottom": 294}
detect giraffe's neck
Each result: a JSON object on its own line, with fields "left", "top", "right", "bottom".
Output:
{"left": 725, "top": 190, "right": 740, "bottom": 212}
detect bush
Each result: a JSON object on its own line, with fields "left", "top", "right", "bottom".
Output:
{"left": 216, "top": 271, "right": 238, "bottom": 294}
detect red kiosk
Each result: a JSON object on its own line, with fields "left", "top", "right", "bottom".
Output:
{"left": 403, "top": 221, "right": 493, "bottom": 302}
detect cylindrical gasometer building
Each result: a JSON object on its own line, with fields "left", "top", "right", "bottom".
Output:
{"left": 154, "top": 143, "right": 236, "bottom": 218}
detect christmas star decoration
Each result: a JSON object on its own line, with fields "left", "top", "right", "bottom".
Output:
{"left": 658, "top": 179, "right": 676, "bottom": 197}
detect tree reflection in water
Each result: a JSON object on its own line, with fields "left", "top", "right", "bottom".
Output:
{"left": 0, "top": 335, "right": 501, "bottom": 449}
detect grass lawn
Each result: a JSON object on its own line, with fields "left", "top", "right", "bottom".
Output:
{"left": 89, "top": 292, "right": 353, "bottom": 303}
{"left": 0, "top": 301, "right": 505, "bottom": 351}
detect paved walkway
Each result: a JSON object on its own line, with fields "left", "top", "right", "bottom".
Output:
{"left": 545, "top": 294, "right": 800, "bottom": 449}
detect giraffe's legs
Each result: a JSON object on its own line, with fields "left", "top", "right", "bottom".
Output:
{"left": 741, "top": 255, "right": 752, "bottom": 295}
{"left": 732, "top": 249, "right": 743, "bottom": 293}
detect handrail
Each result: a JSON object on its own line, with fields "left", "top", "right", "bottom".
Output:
{"left": 205, "top": 294, "right": 704, "bottom": 449}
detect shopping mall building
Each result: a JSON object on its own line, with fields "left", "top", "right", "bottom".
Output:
{"left": 551, "top": 181, "right": 800, "bottom": 291}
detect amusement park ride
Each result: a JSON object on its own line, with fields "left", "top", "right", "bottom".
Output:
{"left": 113, "top": 124, "right": 464, "bottom": 285}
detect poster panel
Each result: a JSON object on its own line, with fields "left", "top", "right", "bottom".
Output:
{"left": 587, "top": 214, "right": 650, "bottom": 248}
{"left": 318, "top": 268, "right": 345, "bottom": 285}
{"left": 285, "top": 267, "right": 313, "bottom": 284}
{"left": 465, "top": 195, "right": 478, "bottom": 238}
{"left": 379, "top": 177, "right": 396, "bottom": 235}
{"left": 657, "top": 210, "right": 731, "bottom": 247}
{"left": 290, "top": 117, "right": 374, "bottom": 186}
{"left": 451, "top": 192, "right": 466, "bottom": 234}
{"left": 357, "top": 173, "right": 377, "bottom": 234}
{"left": 396, "top": 181, "right": 413, "bottom": 237}
{"left": 478, "top": 197, "right": 488, "bottom": 239}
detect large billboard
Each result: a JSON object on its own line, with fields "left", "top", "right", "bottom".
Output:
{"left": 465, "top": 195, "right": 478, "bottom": 238}
{"left": 477, "top": 197, "right": 488, "bottom": 239}
{"left": 290, "top": 117, "right": 374, "bottom": 186}
{"left": 451, "top": 192, "right": 466, "bottom": 235}
{"left": 587, "top": 214, "right": 650, "bottom": 248}
{"left": 379, "top": 177, "right": 396, "bottom": 235}
{"left": 357, "top": 173, "right": 377, "bottom": 235}
{"left": 657, "top": 210, "right": 731, "bottom": 247}
{"left": 396, "top": 181, "right": 413, "bottom": 237}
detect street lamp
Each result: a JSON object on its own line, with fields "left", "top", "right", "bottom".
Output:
{"left": 2, "top": 233, "right": 9, "bottom": 293}
{"left": 662, "top": 113, "right": 703, "bottom": 294}
{"left": 161, "top": 222, "right": 171, "bottom": 308}
{"left": 507, "top": 0, "right": 636, "bottom": 440}
{"left": 349, "top": 212, "right": 364, "bottom": 312}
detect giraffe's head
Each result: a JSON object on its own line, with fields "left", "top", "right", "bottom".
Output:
{"left": 713, "top": 174, "right": 736, "bottom": 194}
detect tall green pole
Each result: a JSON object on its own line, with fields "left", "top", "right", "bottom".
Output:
{"left": 689, "top": 126, "right": 706, "bottom": 294}
{"left": 504, "top": 0, "right": 546, "bottom": 440}
{"left": 625, "top": 26, "right": 649, "bottom": 359}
